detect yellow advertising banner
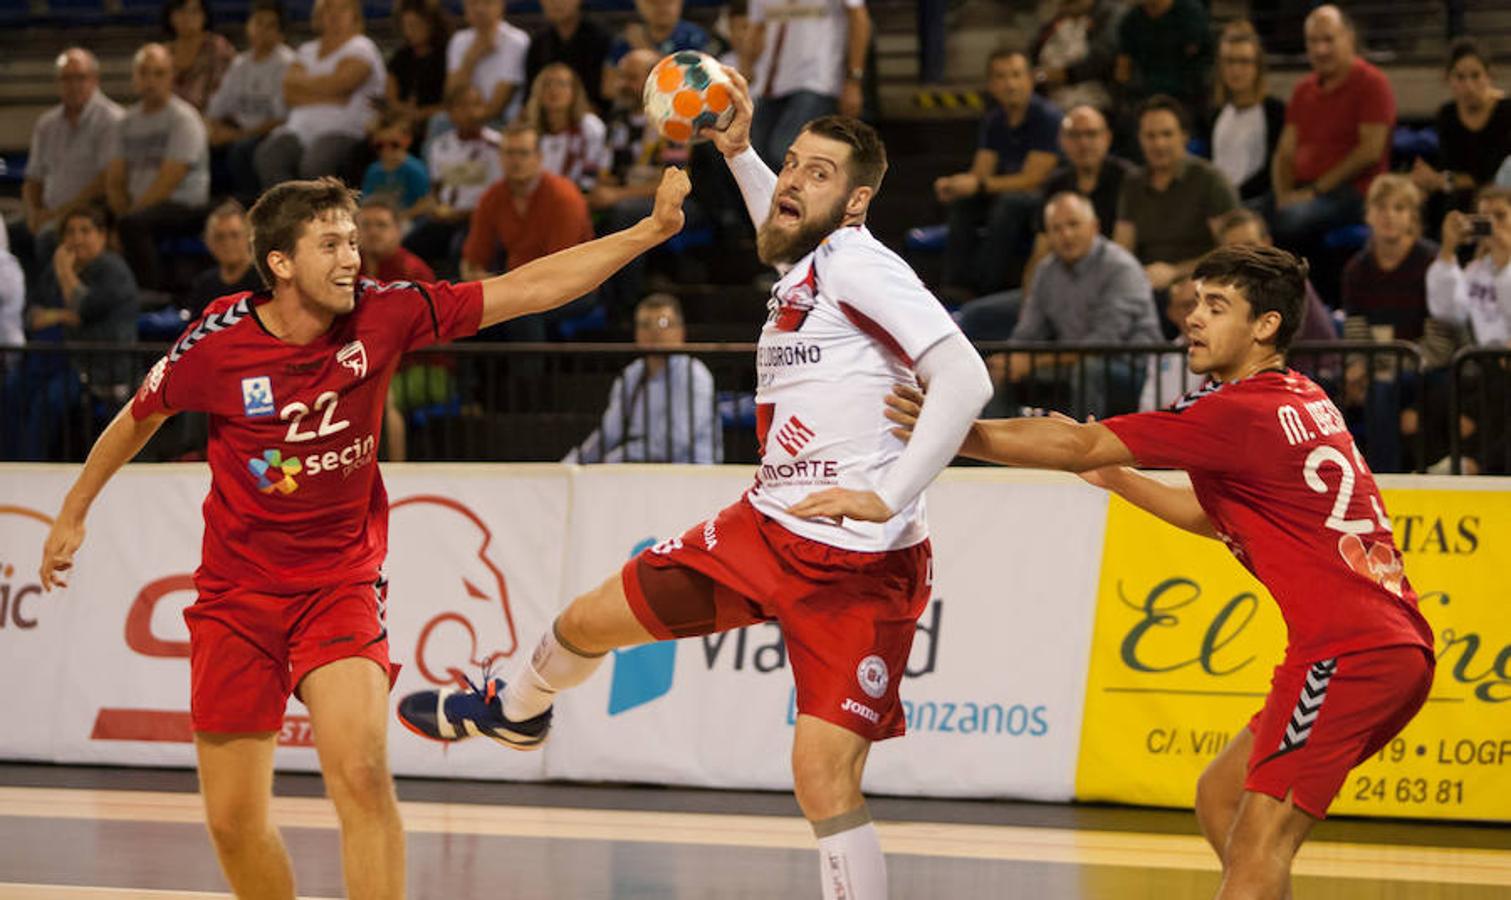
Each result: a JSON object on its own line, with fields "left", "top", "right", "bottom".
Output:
{"left": 1075, "top": 484, "right": 1511, "bottom": 820}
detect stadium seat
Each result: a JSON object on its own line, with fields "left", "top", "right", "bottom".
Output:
{"left": 41, "top": 0, "right": 109, "bottom": 25}
{"left": 1392, "top": 125, "right": 1439, "bottom": 164}
{"left": 1323, "top": 223, "right": 1370, "bottom": 252}
{"left": 664, "top": 225, "right": 715, "bottom": 254}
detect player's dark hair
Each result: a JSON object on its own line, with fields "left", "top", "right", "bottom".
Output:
{"left": 1136, "top": 93, "right": 1190, "bottom": 134}
{"left": 1193, "top": 245, "right": 1309, "bottom": 354}
{"left": 799, "top": 115, "right": 888, "bottom": 192}
{"left": 248, "top": 176, "right": 359, "bottom": 288}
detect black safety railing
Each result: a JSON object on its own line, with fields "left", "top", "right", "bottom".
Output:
{"left": 0, "top": 341, "right": 1490, "bottom": 475}
{"left": 1447, "top": 348, "right": 1511, "bottom": 476}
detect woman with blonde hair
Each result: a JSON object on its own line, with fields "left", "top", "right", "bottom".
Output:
{"left": 1208, "top": 20, "right": 1285, "bottom": 203}
{"left": 523, "top": 62, "right": 609, "bottom": 192}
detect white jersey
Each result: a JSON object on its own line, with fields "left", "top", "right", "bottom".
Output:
{"left": 749, "top": 225, "right": 960, "bottom": 552}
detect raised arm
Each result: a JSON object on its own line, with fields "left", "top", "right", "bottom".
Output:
{"left": 40, "top": 404, "right": 172, "bottom": 590}
{"left": 702, "top": 66, "right": 774, "bottom": 227}
{"left": 476, "top": 168, "right": 689, "bottom": 328}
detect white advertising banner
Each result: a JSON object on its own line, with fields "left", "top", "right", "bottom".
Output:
{"left": 1, "top": 464, "right": 1100, "bottom": 801}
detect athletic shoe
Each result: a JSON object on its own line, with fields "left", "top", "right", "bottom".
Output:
{"left": 396, "top": 675, "right": 553, "bottom": 750}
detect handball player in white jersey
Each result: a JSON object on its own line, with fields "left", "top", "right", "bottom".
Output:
{"left": 398, "top": 68, "right": 991, "bottom": 900}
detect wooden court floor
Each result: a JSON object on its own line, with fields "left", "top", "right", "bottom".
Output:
{"left": 0, "top": 764, "right": 1506, "bottom": 899}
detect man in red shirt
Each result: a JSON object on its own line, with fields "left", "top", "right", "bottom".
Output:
{"left": 358, "top": 196, "right": 437, "bottom": 283}
{"left": 37, "top": 169, "right": 690, "bottom": 899}
{"left": 1269, "top": 5, "right": 1395, "bottom": 253}
{"left": 885, "top": 244, "right": 1433, "bottom": 900}
{"left": 461, "top": 121, "right": 594, "bottom": 280}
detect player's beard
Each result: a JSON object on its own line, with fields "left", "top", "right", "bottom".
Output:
{"left": 756, "top": 194, "right": 848, "bottom": 267}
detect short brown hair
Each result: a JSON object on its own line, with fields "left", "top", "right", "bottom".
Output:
{"left": 637, "top": 292, "right": 684, "bottom": 322}
{"left": 1193, "top": 244, "right": 1309, "bottom": 353}
{"left": 248, "top": 177, "right": 359, "bottom": 287}
{"left": 501, "top": 120, "right": 540, "bottom": 149}
{"left": 798, "top": 115, "right": 888, "bottom": 191}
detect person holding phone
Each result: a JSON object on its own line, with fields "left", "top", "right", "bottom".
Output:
{"left": 1427, "top": 185, "right": 1511, "bottom": 473}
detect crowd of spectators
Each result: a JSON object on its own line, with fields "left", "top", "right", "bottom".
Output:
{"left": 4, "top": 0, "right": 1511, "bottom": 474}
{"left": 943, "top": 2, "right": 1511, "bottom": 473}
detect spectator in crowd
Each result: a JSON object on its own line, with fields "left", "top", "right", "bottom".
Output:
{"left": 1138, "top": 273, "right": 1204, "bottom": 410}
{"left": 1343, "top": 175, "right": 1437, "bottom": 342}
{"left": 33, "top": 207, "right": 140, "bottom": 370}
{"left": 0, "top": 226, "right": 22, "bottom": 350}
{"left": 1214, "top": 208, "right": 1336, "bottom": 341}
{"left": 1269, "top": 5, "right": 1395, "bottom": 253}
{"left": 1428, "top": 188, "right": 1511, "bottom": 473}
{"left": 5, "top": 207, "right": 138, "bottom": 460}
{"left": 462, "top": 122, "right": 594, "bottom": 279}
{"left": 527, "top": 0, "right": 613, "bottom": 113}
{"left": 386, "top": 0, "right": 453, "bottom": 134}
{"left": 523, "top": 63, "right": 610, "bottom": 192}
{"left": 1209, "top": 20, "right": 1285, "bottom": 204}
{"left": 610, "top": 0, "right": 713, "bottom": 66}
{"left": 1412, "top": 40, "right": 1511, "bottom": 224}
{"left": 164, "top": 0, "right": 235, "bottom": 112}
{"left": 255, "top": 0, "right": 386, "bottom": 187}
{"left": 716, "top": 0, "right": 751, "bottom": 71}
{"left": 954, "top": 104, "right": 1131, "bottom": 341}
{"left": 17, "top": 48, "right": 124, "bottom": 279}
{"left": 999, "top": 192, "right": 1160, "bottom": 418}
{"left": 1499, "top": 156, "right": 1511, "bottom": 188}
{"left": 106, "top": 43, "right": 211, "bottom": 293}
{"left": 744, "top": 0, "right": 869, "bottom": 167}
{"left": 404, "top": 84, "right": 501, "bottom": 277}
{"left": 447, "top": 0, "right": 531, "bottom": 125}
{"left": 184, "top": 200, "right": 263, "bottom": 320}
{"left": 359, "top": 197, "right": 437, "bottom": 282}
{"left": 1115, "top": 0, "right": 1213, "bottom": 125}
{"left": 591, "top": 49, "right": 691, "bottom": 324}
{"left": 362, "top": 111, "right": 431, "bottom": 215}
{"left": 1114, "top": 95, "right": 1237, "bottom": 296}
{"left": 565, "top": 294, "right": 722, "bottom": 464}
{"left": 1340, "top": 175, "right": 1446, "bottom": 473}
{"left": 206, "top": 0, "right": 294, "bottom": 204}
{"left": 937, "top": 49, "right": 1062, "bottom": 298}
{"left": 1032, "top": 0, "right": 1121, "bottom": 112}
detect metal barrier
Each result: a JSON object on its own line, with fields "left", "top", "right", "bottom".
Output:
{"left": 1447, "top": 348, "right": 1511, "bottom": 476}
{"left": 0, "top": 340, "right": 1470, "bottom": 474}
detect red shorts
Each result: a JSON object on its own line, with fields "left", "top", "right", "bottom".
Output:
{"left": 184, "top": 576, "right": 396, "bottom": 733}
{"left": 622, "top": 498, "right": 932, "bottom": 742}
{"left": 1246, "top": 645, "right": 1433, "bottom": 818}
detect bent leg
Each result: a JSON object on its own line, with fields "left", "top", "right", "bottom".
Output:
{"left": 792, "top": 714, "right": 885, "bottom": 900}
{"left": 1195, "top": 727, "right": 1254, "bottom": 865}
{"left": 195, "top": 731, "right": 295, "bottom": 900}
{"left": 1217, "top": 790, "right": 1316, "bottom": 900}
{"left": 302, "top": 657, "right": 405, "bottom": 900}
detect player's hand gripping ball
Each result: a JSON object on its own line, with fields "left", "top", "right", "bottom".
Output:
{"left": 643, "top": 51, "right": 735, "bottom": 144}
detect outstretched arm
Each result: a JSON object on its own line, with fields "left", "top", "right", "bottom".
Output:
{"left": 40, "top": 405, "right": 172, "bottom": 590}
{"left": 476, "top": 168, "right": 690, "bottom": 328}
{"left": 1079, "top": 465, "right": 1218, "bottom": 539}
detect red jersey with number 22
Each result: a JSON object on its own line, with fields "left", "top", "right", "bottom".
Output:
{"left": 131, "top": 278, "right": 483, "bottom": 594}
{"left": 1102, "top": 370, "right": 1433, "bottom": 664}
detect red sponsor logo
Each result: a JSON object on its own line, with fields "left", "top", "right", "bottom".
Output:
{"left": 774, "top": 416, "right": 816, "bottom": 456}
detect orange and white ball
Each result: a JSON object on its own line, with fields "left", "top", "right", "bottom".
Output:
{"left": 643, "top": 51, "right": 735, "bottom": 144}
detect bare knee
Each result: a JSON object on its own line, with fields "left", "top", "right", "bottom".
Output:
{"left": 324, "top": 751, "right": 398, "bottom": 819}
{"left": 204, "top": 796, "right": 270, "bottom": 852}
{"left": 555, "top": 575, "right": 639, "bottom": 653}
{"left": 791, "top": 749, "right": 863, "bottom": 822}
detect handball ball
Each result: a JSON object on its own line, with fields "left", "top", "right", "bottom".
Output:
{"left": 643, "top": 51, "right": 735, "bottom": 144}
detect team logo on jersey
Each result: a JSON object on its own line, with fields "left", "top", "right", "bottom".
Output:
{"left": 337, "top": 340, "right": 369, "bottom": 379}
{"left": 1338, "top": 534, "right": 1406, "bottom": 597}
{"left": 774, "top": 415, "right": 816, "bottom": 456}
{"left": 241, "top": 376, "right": 275, "bottom": 417}
{"left": 248, "top": 449, "right": 302, "bottom": 495}
{"left": 856, "top": 654, "right": 889, "bottom": 700}
{"left": 137, "top": 356, "right": 168, "bottom": 403}
{"left": 769, "top": 263, "right": 817, "bottom": 332}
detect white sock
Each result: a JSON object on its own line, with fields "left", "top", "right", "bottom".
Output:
{"left": 814, "top": 809, "right": 887, "bottom": 900}
{"left": 501, "top": 622, "right": 605, "bottom": 722}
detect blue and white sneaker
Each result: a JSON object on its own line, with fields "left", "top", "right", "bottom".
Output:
{"left": 397, "top": 675, "right": 552, "bottom": 751}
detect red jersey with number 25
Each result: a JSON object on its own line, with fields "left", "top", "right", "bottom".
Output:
{"left": 1102, "top": 370, "right": 1433, "bottom": 665}
{"left": 131, "top": 278, "right": 483, "bottom": 594}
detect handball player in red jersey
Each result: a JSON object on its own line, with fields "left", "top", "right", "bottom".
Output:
{"left": 886, "top": 244, "right": 1434, "bottom": 900}
{"left": 37, "top": 169, "right": 690, "bottom": 899}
